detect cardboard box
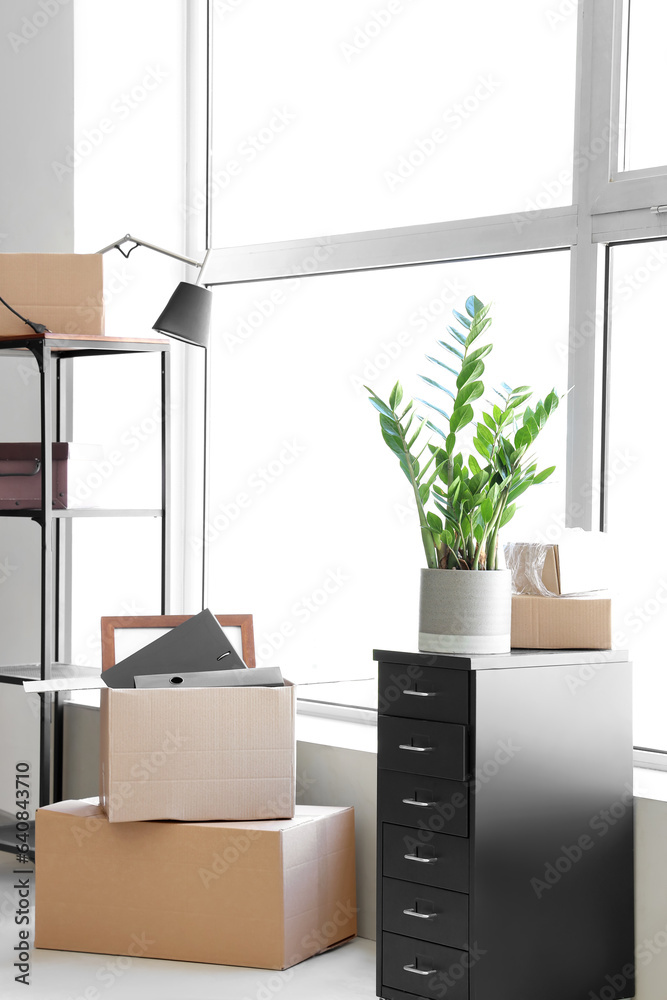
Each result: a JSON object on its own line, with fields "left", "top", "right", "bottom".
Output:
{"left": 506, "top": 534, "right": 610, "bottom": 597}
{"left": 511, "top": 595, "right": 612, "bottom": 649}
{"left": 100, "top": 682, "right": 296, "bottom": 822}
{"left": 35, "top": 800, "right": 357, "bottom": 970}
{"left": 0, "top": 253, "right": 104, "bottom": 337}
{"left": 0, "top": 442, "right": 102, "bottom": 509}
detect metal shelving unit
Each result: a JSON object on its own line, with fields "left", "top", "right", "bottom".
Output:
{"left": 0, "top": 332, "right": 170, "bottom": 856}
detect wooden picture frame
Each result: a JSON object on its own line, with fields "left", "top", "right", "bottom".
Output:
{"left": 100, "top": 614, "right": 256, "bottom": 671}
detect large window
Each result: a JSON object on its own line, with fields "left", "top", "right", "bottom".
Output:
{"left": 201, "top": 0, "right": 667, "bottom": 753}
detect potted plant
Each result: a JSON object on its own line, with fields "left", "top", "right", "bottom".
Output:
{"left": 366, "top": 295, "right": 560, "bottom": 654}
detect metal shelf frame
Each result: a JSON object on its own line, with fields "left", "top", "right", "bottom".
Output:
{"left": 0, "top": 334, "right": 171, "bottom": 830}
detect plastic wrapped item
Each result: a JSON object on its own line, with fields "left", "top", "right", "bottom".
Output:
{"left": 504, "top": 541, "right": 558, "bottom": 596}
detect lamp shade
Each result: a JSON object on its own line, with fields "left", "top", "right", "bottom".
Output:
{"left": 152, "top": 281, "right": 212, "bottom": 348}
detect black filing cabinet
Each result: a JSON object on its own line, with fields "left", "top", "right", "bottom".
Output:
{"left": 375, "top": 648, "right": 635, "bottom": 1000}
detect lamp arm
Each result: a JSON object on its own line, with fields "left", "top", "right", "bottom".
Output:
{"left": 96, "top": 233, "right": 202, "bottom": 269}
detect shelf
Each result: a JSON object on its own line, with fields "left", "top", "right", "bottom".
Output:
{"left": 0, "top": 507, "right": 163, "bottom": 519}
{"left": 0, "top": 663, "right": 100, "bottom": 686}
{"left": 0, "top": 333, "right": 170, "bottom": 360}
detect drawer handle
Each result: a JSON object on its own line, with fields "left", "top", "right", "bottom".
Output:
{"left": 402, "top": 797, "right": 435, "bottom": 807}
{"left": 398, "top": 744, "right": 432, "bottom": 753}
{"left": 404, "top": 853, "right": 437, "bottom": 864}
{"left": 403, "top": 964, "right": 436, "bottom": 976}
{"left": 403, "top": 908, "right": 436, "bottom": 920}
{"left": 403, "top": 689, "right": 437, "bottom": 698}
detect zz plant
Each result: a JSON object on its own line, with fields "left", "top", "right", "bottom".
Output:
{"left": 366, "top": 295, "right": 559, "bottom": 571}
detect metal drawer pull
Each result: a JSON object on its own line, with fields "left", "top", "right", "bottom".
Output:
{"left": 403, "top": 689, "right": 437, "bottom": 698}
{"left": 403, "top": 908, "right": 436, "bottom": 920}
{"left": 403, "top": 964, "right": 436, "bottom": 976}
{"left": 398, "top": 744, "right": 432, "bottom": 752}
{"left": 402, "top": 797, "right": 435, "bottom": 807}
{"left": 404, "top": 853, "right": 437, "bottom": 864}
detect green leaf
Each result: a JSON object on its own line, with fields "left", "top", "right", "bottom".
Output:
{"left": 483, "top": 411, "right": 496, "bottom": 431}
{"left": 468, "top": 455, "right": 482, "bottom": 476}
{"left": 418, "top": 374, "right": 454, "bottom": 396}
{"left": 480, "top": 498, "right": 494, "bottom": 523}
{"left": 367, "top": 396, "right": 396, "bottom": 421}
{"left": 450, "top": 402, "right": 474, "bottom": 433}
{"left": 534, "top": 402, "right": 548, "bottom": 430}
{"left": 533, "top": 465, "right": 556, "bottom": 484}
{"left": 524, "top": 415, "right": 540, "bottom": 440}
{"left": 466, "top": 343, "right": 493, "bottom": 365}
{"left": 510, "top": 392, "right": 532, "bottom": 409}
{"left": 456, "top": 380, "right": 484, "bottom": 407}
{"left": 464, "top": 315, "right": 491, "bottom": 348}
{"left": 427, "top": 354, "right": 459, "bottom": 377}
{"left": 509, "top": 385, "right": 531, "bottom": 396}
{"left": 418, "top": 484, "right": 429, "bottom": 504}
{"left": 493, "top": 404, "right": 502, "bottom": 423}
{"left": 447, "top": 325, "right": 467, "bottom": 346}
{"left": 477, "top": 423, "right": 494, "bottom": 446}
{"left": 499, "top": 503, "right": 516, "bottom": 528}
{"left": 507, "top": 478, "right": 534, "bottom": 503}
{"left": 439, "top": 342, "right": 464, "bottom": 361}
{"left": 514, "top": 426, "right": 532, "bottom": 451}
{"left": 452, "top": 310, "right": 472, "bottom": 330}
{"left": 544, "top": 390, "right": 559, "bottom": 415}
{"left": 465, "top": 295, "right": 484, "bottom": 318}
{"left": 389, "top": 382, "right": 403, "bottom": 410}
{"left": 427, "top": 511, "right": 443, "bottom": 532}
{"left": 415, "top": 398, "right": 450, "bottom": 423}
{"left": 456, "top": 360, "right": 484, "bottom": 389}
{"left": 474, "top": 436, "right": 491, "bottom": 460}
{"left": 446, "top": 433, "right": 456, "bottom": 453}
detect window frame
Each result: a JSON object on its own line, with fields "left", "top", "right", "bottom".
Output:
{"left": 183, "top": 0, "right": 667, "bottom": 756}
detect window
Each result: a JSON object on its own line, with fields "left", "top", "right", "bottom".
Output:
{"left": 198, "top": 0, "right": 667, "bottom": 752}
{"left": 210, "top": 0, "right": 577, "bottom": 244}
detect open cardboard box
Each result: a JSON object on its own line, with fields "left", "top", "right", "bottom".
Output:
{"left": 0, "top": 253, "right": 104, "bottom": 337}
{"left": 35, "top": 799, "right": 357, "bottom": 970}
{"left": 507, "top": 539, "right": 612, "bottom": 649}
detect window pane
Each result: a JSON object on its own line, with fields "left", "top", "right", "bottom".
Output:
{"left": 207, "top": 251, "right": 570, "bottom": 683}
{"left": 606, "top": 241, "right": 667, "bottom": 751}
{"left": 210, "top": 1, "right": 576, "bottom": 244}
{"left": 622, "top": 0, "right": 667, "bottom": 171}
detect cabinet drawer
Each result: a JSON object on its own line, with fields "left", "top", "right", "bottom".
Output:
{"left": 382, "top": 877, "right": 468, "bottom": 949}
{"left": 383, "top": 823, "right": 469, "bottom": 892}
{"left": 382, "top": 931, "right": 468, "bottom": 1000}
{"left": 379, "top": 716, "right": 468, "bottom": 780}
{"left": 378, "top": 770, "right": 468, "bottom": 838}
{"left": 378, "top": 662, "right": 469, "bottom": 724}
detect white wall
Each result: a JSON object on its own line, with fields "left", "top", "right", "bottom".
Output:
{"left": 0, "top": 0, "right": 76, "bottom": 812}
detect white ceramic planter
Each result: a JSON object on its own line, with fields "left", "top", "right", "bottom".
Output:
{"left": 418, "top": 568, "right": 512, "bottom": 654}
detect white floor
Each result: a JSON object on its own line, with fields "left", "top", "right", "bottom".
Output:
{"left": 0, "top": 853, "right": 376, "bottom": 1000}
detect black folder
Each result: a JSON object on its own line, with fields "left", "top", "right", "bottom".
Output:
{"left": 103, "top": 609, "right": 248, "bottom": 689}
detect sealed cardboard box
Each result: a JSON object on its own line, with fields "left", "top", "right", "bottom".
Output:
{"left": 511, "top": 595, "right": 612, "bottom": 649}
{"left": 0, "top": 442, "right": 102, "bottom": 509}
{"left": 0, "top": 253, "right": 104, "bottom": 337}
{"left": 100, "top": 682, "right": 296, "bottom": 822}
{"left": 35, "top": 800, "right": 357, "bottom": 970}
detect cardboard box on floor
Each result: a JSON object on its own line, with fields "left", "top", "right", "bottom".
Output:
{"left": 0, "top": 253, "right": 104, "bottom": 337}
{"left": 100, "top": 682, "right": 297, "bottom": 822}
{"left": 35, "top": 800, "right": 357, "bottom": 970}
